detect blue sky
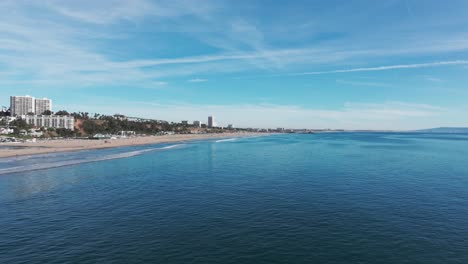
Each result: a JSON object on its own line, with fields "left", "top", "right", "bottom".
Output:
{"left": 1, "top": 0, "right": 468, "bottom": 129}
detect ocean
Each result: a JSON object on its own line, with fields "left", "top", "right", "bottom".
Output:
{"left": 1, "top": 133, "right": 468, "bottom": 263}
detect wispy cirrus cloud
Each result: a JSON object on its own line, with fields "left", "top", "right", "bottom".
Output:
{"left": 2, "top": 0, "right": 468, "bottom": 89}
{"left": 44, "top": 0, "right": 219, "bottom": 24}
{"left": 336, "top": 80, "right": 395, "bottom": 88}
{"left": 295, "top": 60, "right": 468, "bottom": 75}
{"left": 188, "top": 78, "right": 208, "bottom": 83}
{"left": 424, "top": 76, "right": 444, "bottom": 82}
{"left": 45, "top": 0, "right": 155, "bottom": 24}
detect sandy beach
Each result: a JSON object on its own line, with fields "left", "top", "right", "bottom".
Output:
{"left": 0, "top": 133, "right": 264, "bottom": 158}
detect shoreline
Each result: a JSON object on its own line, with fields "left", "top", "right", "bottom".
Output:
{"left": 0, "top": 133, "right": 267, "bottom": 158}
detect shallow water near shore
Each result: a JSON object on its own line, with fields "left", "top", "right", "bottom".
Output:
{"left": 0, "top": 145, "right": 47, "bottom": 150}
{"left": 1, "top": 133, "right": 468, "bottom": 263}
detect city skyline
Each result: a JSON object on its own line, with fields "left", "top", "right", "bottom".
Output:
{"left": 1, "top": 1, "right": 468, "bottom": 129}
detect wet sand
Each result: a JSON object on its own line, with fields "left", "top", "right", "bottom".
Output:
{"left": 0, "top": 133, "right": 264, "bottom": 158}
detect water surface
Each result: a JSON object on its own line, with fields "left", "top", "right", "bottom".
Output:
{"left": 1, "top": 133, "right": 468, "bottom": 263}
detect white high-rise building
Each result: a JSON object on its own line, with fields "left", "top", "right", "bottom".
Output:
{"left": 10, "top": 95, "right": 35, "bottom": 116}
{"left": 193, "top": 121, "right": 201, "bottom": 127}
{"left": 35, "top": 98, "right": 52, "bottom": 115}
{"left": 208, "top": 116, "right": 215, "bottom": 128}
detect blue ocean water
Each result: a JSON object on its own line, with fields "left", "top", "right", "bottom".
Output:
{"left": 1, "top": 133, "right": 468, "bottom": 264}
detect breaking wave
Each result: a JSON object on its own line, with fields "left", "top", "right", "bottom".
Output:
{"left": 0, "top": 144, "right": 184, "bottom": 175}
{"left": 215, "top": 138, "right": 238, "bottom": 143}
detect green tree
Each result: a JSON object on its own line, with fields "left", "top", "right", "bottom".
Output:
{"left": 55, "top": 110, "right": 69, "bottom": 116}
{"left": 9, "top": 118, "right": 30, "bottom": 129}
{"left": 9, "top": 118, "right": 31, "bottom": 136}
{"left": 82, "top": 119, "right": 99, "bottom": 135}
{"left": 55, "top": 128, "right": 74, "bottom": 137}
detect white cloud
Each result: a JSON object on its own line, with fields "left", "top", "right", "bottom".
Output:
{"left": 62, "top": 98, "right": 456, "bottom": 130}
{"left": 188, "top": 78, "right": 208, "bottom": 83}
{"left": 2, "top": 1, "right": 468, "bottom": 89}
{"left": 336, "top": 80, "right": 394, "bottom": 88}
{"left": 46, "top": 0, "right": 154, "bottom": 24}
{"left": 424, "top": 77, "right": 443, "bottom": 82}
{"left": 296, "top": 60, "right": 468, "bottom": 75}
{"left": 44, "top": 0, "right": 217, "bottom": 24}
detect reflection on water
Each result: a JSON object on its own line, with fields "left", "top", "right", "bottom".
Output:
{"left": 9, "top": 170, "right": 80, "bottom": 199}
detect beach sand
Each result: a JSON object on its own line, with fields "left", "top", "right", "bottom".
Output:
{"left": 0, "top": 133, "right": 264, "bottom": 158}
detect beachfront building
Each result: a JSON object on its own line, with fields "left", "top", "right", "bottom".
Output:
{"left": 193, "top": 121, "right": 201, "bottom": 127}
{"left": 227, "top": 124, "right": 233, "bottom": 129}
{"left": 208, "top": 116, "right": 215, "bottom": 128}
{"left": 34, "top": 98, "right": 52, "bottom": 115}
{"left": 0, "top": 127, "right": 14, "bottom": 134}
{"left": 24, "top": 115, "right": 75, "bottom": 131}
{"left": 181, "top": 120, "right": 188, "bottom": 125}
{"left": 28, "top": 129, "right": 43, "bottom": 137}
{"left": 10, "top": 95, "right": 35, "bottom": 116}
{"left": 118, "top": 131, "right": 136, "bottom": 137}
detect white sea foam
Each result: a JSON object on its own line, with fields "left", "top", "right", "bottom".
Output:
{"left": 159, "top": 144, "right": 183, "bottom": 149}
{"left": 0, "top": 150, "right": 91, "bottom": 164}
{"left": 0, "top": 144, "right": 184, "bottom": 175}
{"left": 215, "top": 138, "right": 238, "bottom": 143}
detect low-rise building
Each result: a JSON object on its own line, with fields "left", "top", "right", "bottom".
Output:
{"left": 0, "top": 127, "right": 14, "bottom": 134}
{"left": 93, "top": 134, "right": 112, "bottom": 139}
{"left": 24, "top": 115, "right": 75, "bottom": 130}
{"left": 28, "top": 129, "right": 43, "bottom": 137}
{"left": 193, "top": 120, "right": 201, "bottom": 127}
{"left": 119, "top": 131, "right": 136, "bottom": 137}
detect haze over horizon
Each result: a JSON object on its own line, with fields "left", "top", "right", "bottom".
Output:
{"left": 1, "top": 0, "right": 468, "bottom": 129}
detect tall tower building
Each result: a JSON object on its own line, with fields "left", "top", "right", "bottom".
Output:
{"left": 35, "top": 98, "right": 52, "bottom": 115}
{"left": 208, "top": 116, "right": 215, "bottom": 128}
{"left": 10, "top": 95, "right": 35, "bottom": 116}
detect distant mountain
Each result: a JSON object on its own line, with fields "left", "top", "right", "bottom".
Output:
{"left": 414, "top": 127, "right": 468, "bottom": 133}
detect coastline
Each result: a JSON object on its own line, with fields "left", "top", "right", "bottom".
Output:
{"left": 0, "top": 133, "right": 266, "bottom": 158}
